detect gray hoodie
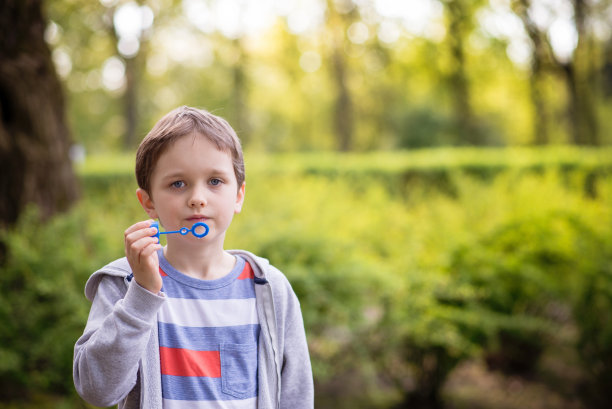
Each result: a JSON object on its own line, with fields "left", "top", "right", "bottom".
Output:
{"left": 73, "top": 250, "right": 314, "bottom": 409}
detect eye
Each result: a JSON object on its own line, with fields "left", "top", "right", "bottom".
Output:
{"left": 209, "top": 178, "right": 223, "bottom": 186}
{"left": 171, "top": 180, "right": 185, "bottom": 189}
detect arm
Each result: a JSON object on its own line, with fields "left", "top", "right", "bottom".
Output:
{"left": 230, "top": 251, "right": 315, "bottom": 407}
{"left": 73, "top": 220, "right": 164, "bottom": 407}
{"left": 73, "top": 276, "right": 165, "bottom": 407}
{"left": 279, "top": 282, "right": 315, "bottom": 408}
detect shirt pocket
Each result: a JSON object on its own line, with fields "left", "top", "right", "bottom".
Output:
{"left": 220, "top": 342, "right": 258, "bottom": 399}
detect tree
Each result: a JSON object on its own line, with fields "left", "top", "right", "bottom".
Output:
{"left": 0, "top": 0, "right": 79, "bottom": 228}
{"left": 102, "top": 0, "right": 153, "bottom": 149}
{"left": 440, "top": 0, "right": 485, "bottom": 145}
{"left": 325, "top": 0, "right": 356, "bottom": 151}
{"left": 512, "top": 0, "right": 600, "bottom": 145}
{"left": 568, "top": 0, "right": 599, "bottom": 145}
{"left": 512, "top": 0, "right": 553, "bottom": 144}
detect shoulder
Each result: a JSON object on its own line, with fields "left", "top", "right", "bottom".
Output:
{"left": 229, "top": 250, "right": 293, "bottom": 290}
{"left": 229, "top": 249, "right": 299, "bottom": 304}
{"left": 84, "top": 257, "right": 133, "bottom": 301}
{"left": 229, "top": 250, "right": 290, "bottom": 285}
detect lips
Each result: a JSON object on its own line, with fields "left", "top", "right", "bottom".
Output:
{"left": 187, "top": 215, "right": 209, "bottom": 222}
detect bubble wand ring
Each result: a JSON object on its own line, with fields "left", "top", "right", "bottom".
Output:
{"left": 150, "top": 220, "right": 209, "bottom": 239}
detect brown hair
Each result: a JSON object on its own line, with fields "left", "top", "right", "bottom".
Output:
{"left": 135, "top": 106, "right": 245, "bottom": 194}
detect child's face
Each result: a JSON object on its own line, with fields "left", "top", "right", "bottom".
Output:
{"left": 137, "top": 133, "right": 245, "bottom": 245}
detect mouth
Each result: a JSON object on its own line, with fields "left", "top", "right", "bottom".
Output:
{"left": 187, "top": 215, "right": 209, "bottom": 223}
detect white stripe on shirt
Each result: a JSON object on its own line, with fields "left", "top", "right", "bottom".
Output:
{"left": 162, "top": 397, "right": 258, "bottom": 409}
{"left": 159, "top": 297, "right": 258, "bottom": 328}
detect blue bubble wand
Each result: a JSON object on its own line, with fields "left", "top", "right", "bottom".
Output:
{"left": 151, "top": 220, "right": 209, "bottom": 240}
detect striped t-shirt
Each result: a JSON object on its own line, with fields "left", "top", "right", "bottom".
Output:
{"left": 157, "top": 252, "right": 260, "bottom": 409}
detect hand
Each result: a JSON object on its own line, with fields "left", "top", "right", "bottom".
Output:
{"left": 124, "top": 220, "right": 163, "bottom": 294}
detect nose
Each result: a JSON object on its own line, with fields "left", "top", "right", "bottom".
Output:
{"left": 188, "top": 187, "right": 207, "bottom": 208}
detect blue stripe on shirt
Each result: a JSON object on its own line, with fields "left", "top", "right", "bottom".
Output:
{"left": 158, "top": 323, "right": 260, "bottom": 351}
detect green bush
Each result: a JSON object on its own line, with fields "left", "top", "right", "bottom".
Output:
{"left": 569, "top": 178, "right": 612, "bottom": 408}
{"left": 447, "top": 212, "right": 587, "bottom": 374}
{"left": 3, "top": 148, "right": 612, "bottom": 408}
{"left": 0, "top": 206, "right": 113, "bottom": 399}
{"left": 80, "top": 147, "right": 612, "bottom": 199}
{"left": 364, "top": 169, "right": 612, "bottom": 407}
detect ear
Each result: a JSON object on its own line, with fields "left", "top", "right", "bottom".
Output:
{"left": 137, "top": 188, "right": 158, "bottom": 219}
{"left": 234, "top": 182, "right": 246, "bottom": 214}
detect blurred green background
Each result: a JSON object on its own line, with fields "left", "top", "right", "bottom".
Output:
{"left": 1, "top": 0, "right": 612, "bottom": 408}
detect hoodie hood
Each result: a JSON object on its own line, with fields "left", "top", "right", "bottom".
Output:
{"left": 84, "top": 250, "right": 271, "bottom": 302}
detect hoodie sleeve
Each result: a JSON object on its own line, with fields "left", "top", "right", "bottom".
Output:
{"left": 270, "top": 268, "right": 315, "bottom": 409}
{"left": 73, "top": 273, "right": 165, "bottom": 407}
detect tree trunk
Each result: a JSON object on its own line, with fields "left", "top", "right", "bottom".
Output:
{"left": 124, "top": 54, "right": 139, "bottom": 149}
{"left": 232, "top": 37, "right": 250, "bottom": 145}
{"left": 443, "top": 0, "right": 481, "bottom": 145}
{"left": 571, "top": 0, "right": 599, "bottom": 145}
{"left": 529, "top": 70, "right": 549, "bottom": 145}
{"left": 512, "top": 0, "right": 601, "bottom": 145}
{"left": 331, "top": 46, "right": 354, "bottom": 152}
{"left": 561, "top": 62, "right": 584, "bottom": 144}
{"left": 512, "top": 0, "right": 550, "bottom": 144}
{"left": 105, "top": 4, "right": 142, "bottom": 150}
{"left": 0, "top": 0, "right": 79, "bottom": 228}
{"left": 326, "top": 0, "right": 355, "bottom": 152}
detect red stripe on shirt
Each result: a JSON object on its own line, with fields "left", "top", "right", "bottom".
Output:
{"left": 237, "top": 262, "right": 254, "bottom": 280}
{"left": 159, "top": 267, "right": 167, "bottom": 276}
{"left": 159, "top": 347, "right": 221, "bottom": 378}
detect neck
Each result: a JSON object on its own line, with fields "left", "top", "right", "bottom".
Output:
{"left": 163, "top": 238, "right": 235, "bottom": 280}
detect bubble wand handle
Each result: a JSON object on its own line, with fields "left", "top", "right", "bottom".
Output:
{"left": 150, "top": 220, "right": 209, "bottom": 239}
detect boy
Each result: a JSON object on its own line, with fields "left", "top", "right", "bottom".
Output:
{"left": 73, "top": 106, "right": 314, "bottom": 409}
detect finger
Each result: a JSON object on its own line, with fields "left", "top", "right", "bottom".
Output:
{"left": 126, "top": 236, "right": 159, "bottom": 262}
{"left": 139, "top": 241, "right": 163, "bottom": 260}
{"left": 138, "top": 248, "right": 162, "bottom": 268}
{"left": 125, "top": 224, "right": 159, "bottom": 246}
{"left": 124, "top": 219, "right": 156, "bottom": 237}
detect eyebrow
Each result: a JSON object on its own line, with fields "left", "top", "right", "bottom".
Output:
{"left": 208, "top": 168, "right": 233, "bottom": 176}
{"left": 159, "top": 168, "right": 233, "bottom": 180}
{"left": 158, "top": 171, "right": 185, "bottom": 180}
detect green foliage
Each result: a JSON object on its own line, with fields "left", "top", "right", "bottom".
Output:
{"left": 569, "top": 192, "right": 612, "bottom": 408}
{"left": 233, "top": 149, "right": 612, "bottom": 406}
{"left": 2, "top": 148, "right": 612, "bottom": 408}
{"left": 447, "top": 212, "right": 588, "bottom": 373}
{"left": 392, "top": 107, "right": 456, "bottom": 148}
{"left": 43, "top": 0, "right": 612, "bottom": 152}
{"left": 0, "top": 206, "right": 113, "bottom": 399}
